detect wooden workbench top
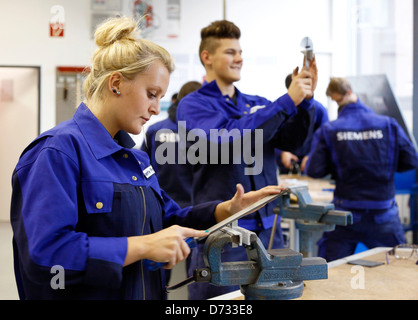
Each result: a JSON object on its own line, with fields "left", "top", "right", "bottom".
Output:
{"left": 300, "top": 248, "right": 417, "bottom": 300}
{"left": 279, "top": 175, "right": 335, "bottom": 203}
{"left": 213, "top": 248, "right": 417, "bottom": 300}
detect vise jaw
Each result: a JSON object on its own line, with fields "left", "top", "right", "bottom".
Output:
{"left": 196, "top": 226, "right": 327, "bottom": 300}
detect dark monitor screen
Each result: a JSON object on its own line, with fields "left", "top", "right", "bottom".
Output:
{"left": 347, "top": 74, "right": 416, "bottom": 148}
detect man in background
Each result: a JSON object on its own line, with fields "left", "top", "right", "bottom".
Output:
{"left": 306, "top": 77, "right": 418, "bottom": 261}
{"left": 177, "top": 20, "right": 317, "bottom": 299}
{"left": 141, "top": 81, "right": 201, "bottom": 208}
{"left": 276, "top": 73, "right": 329, "bottom": 174}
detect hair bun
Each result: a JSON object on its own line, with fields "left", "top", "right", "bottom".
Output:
{"left": 94, "top": 16, "right": 138, "bottom": 47}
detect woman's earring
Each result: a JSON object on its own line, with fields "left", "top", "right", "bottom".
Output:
{"left": 112, "top": 88, "right": 121, "bottom": 96}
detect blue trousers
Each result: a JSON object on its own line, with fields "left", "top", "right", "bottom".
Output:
{"left": 187, "top": 225, "right": 284, "bottom": 300}
{"left": 317, "top": 213, "right": 406, "bottom": 262}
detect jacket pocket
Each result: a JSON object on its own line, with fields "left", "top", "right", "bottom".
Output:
{"left": 81, "top": 180, "right": 114, "bottom": 214}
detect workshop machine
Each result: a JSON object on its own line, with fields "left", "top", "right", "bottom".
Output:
{"left": 165, "top": 185, "right": 353, "bottom": 300}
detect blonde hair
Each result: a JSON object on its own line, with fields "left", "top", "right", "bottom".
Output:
{"left": 84, "top": 16, "right": 175, "bottom": 104}
{"left": 326, "top": 77, "right": 352, "bottom": 97}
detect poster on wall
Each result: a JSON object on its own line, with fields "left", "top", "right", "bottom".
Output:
{"left": 89, "top": 0, "right": 181, "bottom": 40}
{"left": 166, "top": 0, "right": 180, "bottom": 38}
{"left": 132, "top": 0, "right": 180, "bottom": 40}
{"left": 50, "top": 5, "right": 65, "bottom": 37}
{"left": 91, "top": 0, "right": 122, "bottom": 11}
{"left": 133, "top": 0, "right": 158, "bottom": 38}
{"left": 90, "top": 0, "right": 123, "bottom": 37}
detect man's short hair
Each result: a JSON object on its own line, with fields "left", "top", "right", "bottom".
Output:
{"left": 199, "top": 20, "right": 241, "bottom": 65}
{"left": 326, "top": 77, "right": 353, "bottom": 97}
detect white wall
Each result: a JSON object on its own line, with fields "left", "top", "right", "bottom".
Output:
{"left": 0, "top": 0, "right": 410, "bottom": 221}
{"left": 0, "top": 0, "right": 223, "bottom": 221}
{"left": 0, "top": 0, "right": 92, "bottom": 133}
{"left": 227, "top": 0, "right": 333, "bottom": 110}
{"left": 225, "top": 0, "right": 359, "bottom": 121}
{"left": 0, "top": 0, "right": 224, "bottom": 133}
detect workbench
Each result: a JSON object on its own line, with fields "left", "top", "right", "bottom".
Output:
{"left": 279, "top": 175, "right": 335, "bottom": 203}
{"left": 300, "top": 247, "right": 417, "bottom": 300}
{"left": 203, "top": 176, "right": 417, "bottom": 300}
{"left": 210, "top": 247, "right": 418, "bottom": 300}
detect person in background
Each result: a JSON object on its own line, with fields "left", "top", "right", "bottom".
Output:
{"left": 306, "top": 77, "right": 418, "bottom": 262}
{"left": 141, "top": 81, "right": 201, "bottom": 285}
{"left": 141, "top": 81, "right": 202, "bottom": 208}
{"left": 276, "top": 73, "right": 329, "bottom": 174}
{"left": 170, "top": 92, "right": 178, "bottom": 105}
{"left": 177, "top": 20, "right": 316, "bottom": 299}
{"left": 10, "top": 16, "right": 285, "bottom": 300}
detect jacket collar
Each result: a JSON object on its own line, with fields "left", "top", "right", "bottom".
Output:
{"left": 199, "top": 79, "right": 241, "bottom": 99}
{"left": 73, "top": 103, "right": 135, "bottom": 159}
{"left": 338, "top": 99, "right": 374, "bottom": 118}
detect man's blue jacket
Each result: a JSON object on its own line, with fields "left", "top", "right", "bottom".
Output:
{"left": 177, "top": 80, "right": 314, "bottom": 231}
{"left": 306, "top": 100, "right": 418, "bottom": 223}
{"left": 141, "top": 102, "right": 193, "bottom": 208}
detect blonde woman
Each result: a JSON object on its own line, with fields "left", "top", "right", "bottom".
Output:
{"left": 10, "top": 17, "right": 283, "bottom": 300}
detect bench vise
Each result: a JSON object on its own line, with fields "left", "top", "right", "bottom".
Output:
{"left": 192, "top": 224, "right": 327, "bottom": 300}
{"left": 165, "top": 186, "right": 345, "bottom": 299}
{"left": 273, "top": 185, "right": 353, "bottom": 257}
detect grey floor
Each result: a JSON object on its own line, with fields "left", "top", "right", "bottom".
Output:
{"left": 0, "top": 221, "right": 188, "bottom": 300}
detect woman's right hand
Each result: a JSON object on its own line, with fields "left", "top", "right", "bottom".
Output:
{"left": 124, "top": 225, "right": 207, "bottom": 268}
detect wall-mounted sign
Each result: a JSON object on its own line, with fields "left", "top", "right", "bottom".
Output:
{"left": 50, "top": 5, "right": 65, "bottom": 37}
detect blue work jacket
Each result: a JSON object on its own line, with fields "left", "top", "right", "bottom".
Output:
{"left": 306, "top": 100, "right": 418, "bottom": 223}
{"left": 141, "top": 104, "right": 193, "bottom": 208}
{"left": 177, "top": 80, "right": 314, "bottom": 230}
{"left": 276, "top": 98, "right": 329, "bottom": 173}
{"left": 10, "top": 103, "right": 218, "bottom": 300}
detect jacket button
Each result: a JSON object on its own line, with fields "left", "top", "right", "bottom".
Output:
{"left": 132, "top": 176, "right": 138, "bottom": 181}
{"left": 123, "top": 153, "right": 129, "bottom": 159}
{"left": 96, "top": 202, "right": 103, "bottom": 210}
